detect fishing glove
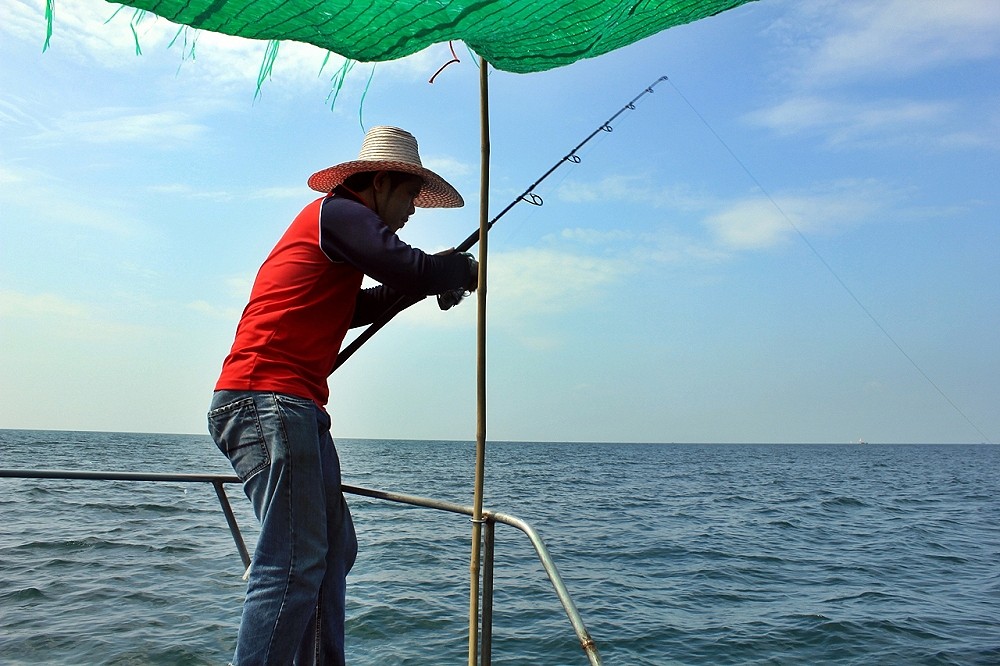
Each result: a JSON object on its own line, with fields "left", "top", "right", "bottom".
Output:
{"left": 437, "top": 252, "right": 478, "bottom": 310}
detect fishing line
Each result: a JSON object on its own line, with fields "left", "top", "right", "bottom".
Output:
{"left": 666, "top": 78, "right": 992, "bottom": 444}
{"left": 331, "top": 75, "right": 670, "bottom": 373}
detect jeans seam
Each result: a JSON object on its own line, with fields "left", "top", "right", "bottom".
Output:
{"left": 266, "top": 391, "right": 299, "bottom": 662}
{"left": 208, "top": 393, "right": 256, "bottom": 417}
{"left": 248, "top": 399, "right": 268, "bottom": 483}
{"left": 314, "top": 597, "right": 323, "bottom": 663}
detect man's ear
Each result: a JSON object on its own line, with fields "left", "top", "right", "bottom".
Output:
{"left": 370, "top": 170, "right": 390, "bottom": 194}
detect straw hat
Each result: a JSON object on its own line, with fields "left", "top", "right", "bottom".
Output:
{"left": 307, "top": 126, "right": 464, "bottom": 208}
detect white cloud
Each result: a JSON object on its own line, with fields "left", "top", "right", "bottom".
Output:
{"left": 423, "top": 155, "right": 475, "bottom": 179}
{"left": 535, "top": 170, "right": 911, "bottom": 256}
{"left": 646, "top": 235, "right": 731, "bottom": 265}
{"left": 746, "top": 95, "right": 961, "bottom": 148}
{"left": 558, "top": 227, "right": 635, "bottom": 245}
{"left": 489, "top": 246, "right": 629, "bottom": 318}
{"left": 556, "top": 174, "right": 712, "bottom": 211}
{"left": 187, "top": 299, "right": 243, "bottom": 320}
{"left": 171, "top": 30, "right": 352, "bottom": 93}
{"left": 225, "top": 275, "right": 254, "bottom": 300}
{"left": 3, "top": 0, "right": 453, "bottom": 104}
{"left": 751, "top": 0, "right": 1000, "bottom": 150}
{"left": 0, "top": 162, "right": 149, "bottom": 236}
{"left": 143, "top": 183, "right": 304, "bottom": 201}
{"left": 3, "top": 0, "right": 55, "bottom": 43}
{"left": 49, "top": 108, "right": 208, "bottom": 145}
{"left": 793, "top": 0, "right": 1000, "bottom": 84}
{"left": 702, "top": 180, "right": 895, "bottom": 250}
{"left": 0, "top": 289, "right": 89, "bottom": 319}
{"left": 0, "top": 288, "right": 155, "bottom": 342}
{"left": 0, "top": 97, "right": 36, "bottom": 128}
{"left": 0, "top": 164, "right": 29, "bottom": 184}
{"left": 142, "top": 184, "right": 234, "bottom": 202}
{"left": 5, "top": 0, "right": 172, "bottom": 65}
{"left": 3, "top": 0, "right": 346, "bottom": 96}
{"left": 703, "top": 199, "right": 794, "bottom": 250}
{"left": 251, "top": 186, "right": 311, "bottom": 200}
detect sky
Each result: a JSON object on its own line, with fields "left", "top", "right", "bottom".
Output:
{"left": 1, "top": 0, "right": 998, "bottom": 443}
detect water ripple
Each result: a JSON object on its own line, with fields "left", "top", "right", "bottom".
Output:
{"left": 1, "top": 433, "right": 999, "bottom": 665}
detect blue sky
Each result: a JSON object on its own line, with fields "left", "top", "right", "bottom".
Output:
{"left": 2, "top": 0, "right": 997, "bottom": 443}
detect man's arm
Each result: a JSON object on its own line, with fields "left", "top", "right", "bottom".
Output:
{"left": 350, "top": 285, "right": 405, "bottom": 328}
{"left": 319, "top": 196, "right": 476, "bottom": 296}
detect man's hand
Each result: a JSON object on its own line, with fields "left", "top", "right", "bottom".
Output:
{"left": 462, "top": 252, "right": 479, "bottom": 292}
{"left": 437, "top": 252, "right": 478, "bottom": 310}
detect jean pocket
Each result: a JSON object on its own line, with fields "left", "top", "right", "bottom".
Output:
{"left": 208, "top": 396, "right": 271, "bottom": 483}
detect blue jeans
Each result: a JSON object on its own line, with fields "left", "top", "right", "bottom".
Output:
{"left": 209, "top": 390, "right": 357, "bottom": 666}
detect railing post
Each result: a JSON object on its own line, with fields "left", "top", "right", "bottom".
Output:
{"left": 480, "top": 518, "right": 495, "bottom": 665}
{"left": 212, "top": 480, "right": 251, "bottom": 570}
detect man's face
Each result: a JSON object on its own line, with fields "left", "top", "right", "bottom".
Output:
{"left": 374, "top": 173, "right": 422, "bottom": 233}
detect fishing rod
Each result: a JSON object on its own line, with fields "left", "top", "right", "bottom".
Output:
{"left": 330, "top": 75, "right": 670, "bottom": 374}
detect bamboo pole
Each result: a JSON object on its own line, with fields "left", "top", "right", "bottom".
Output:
{"left": 468, "top": 57, "right": 491, "bottom": 666}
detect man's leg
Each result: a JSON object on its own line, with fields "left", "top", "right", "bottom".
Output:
{"left": 209, "top": 391, "right": 330, "bottom": 665}
{"left": 294, "top": 415, "right": 357, "bottom": 666}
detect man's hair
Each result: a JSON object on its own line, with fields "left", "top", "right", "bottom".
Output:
{"left": 341, "top": 170, "right": 422, "bottom": 192}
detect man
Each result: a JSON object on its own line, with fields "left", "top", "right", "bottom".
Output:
{"left": 208, "top": 126, "right": 478, "bottom": 665}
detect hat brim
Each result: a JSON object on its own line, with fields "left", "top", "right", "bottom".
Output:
{"left": 307, "top": 160, "right": 464, "bottom": 208}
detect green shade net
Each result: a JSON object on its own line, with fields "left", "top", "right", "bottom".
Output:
{"left": 104, "top": 0, "right": 756, "bottom": 73}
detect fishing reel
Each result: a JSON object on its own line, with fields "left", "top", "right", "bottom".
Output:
{"left": 437, "top": 288, "right": 469, "bottom": 310}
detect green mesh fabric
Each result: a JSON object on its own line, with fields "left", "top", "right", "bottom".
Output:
{"left": 106, "top": 0, "right": 756, "bottom": 73}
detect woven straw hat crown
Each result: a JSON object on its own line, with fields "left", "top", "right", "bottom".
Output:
{"left": 308, "top": 126, "right": 464, "bottom": 208}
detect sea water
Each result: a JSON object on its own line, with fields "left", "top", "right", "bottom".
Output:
{"left": 0, "top": 430, "right": 997, "bottom": 665}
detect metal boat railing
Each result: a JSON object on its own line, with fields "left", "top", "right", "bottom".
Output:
{"left": 0, "top": 468, "right": 601, "bottom": 665}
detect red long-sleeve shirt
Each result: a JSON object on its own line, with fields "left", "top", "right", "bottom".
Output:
{"left": 215, "top": 191, "right": 473, "bottom": 407}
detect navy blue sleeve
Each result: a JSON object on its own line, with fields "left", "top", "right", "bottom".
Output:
{"left": 318, "top": 196, "right": 473, "bottom": 296}
{"left": 351, "top": 285, "right": 406, "bottom": 328}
